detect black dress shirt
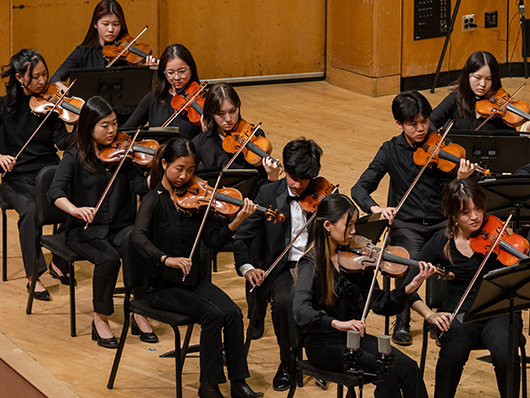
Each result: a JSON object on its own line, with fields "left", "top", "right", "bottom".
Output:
{"left": 47, "top": 147, "right": 148, "bottom": 244}
{"left": 351, "top": 132, "right": 453, "bottom": 224}
{"left": 132, "top": 181, "right": 234, "bottom": 289}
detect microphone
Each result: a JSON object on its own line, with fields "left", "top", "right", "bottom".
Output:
{"left": 376, "top": 335, "right": 394, "bottom": 379}
{"left": 343, "top": 330, "right": 363, "bottom": 372}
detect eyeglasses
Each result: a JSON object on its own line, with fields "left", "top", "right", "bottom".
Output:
{"left": 164, "top": 67, "right": 190, "bottom": 79}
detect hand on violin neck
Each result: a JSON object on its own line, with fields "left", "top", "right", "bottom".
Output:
{"left": 456, "top": 158, "right": 476, "bottom": 179}
{"left": 145, "top": 55, "right": 159, "bottom": 66}
{"left": 229, "top": 198, "right": 258, "bottom": 231}
{"left": 370, "top": 206, "right": 396, "bottom": 222}
{"left": 263, "top": 157, "right": 281, "bottom": 182}
{"left": 53, "top": 81, "right": 68, "bottom": 94}
{"left": 331, "top": 319, "right": 365, "bottom": 336}
{"left": 404, "top": 261, "right": 436, "bottom": 294}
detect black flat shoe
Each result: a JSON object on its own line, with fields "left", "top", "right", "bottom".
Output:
{"left": 199, "top": 383, "right": 225, "bottom": 398}
{"left": 231, "top": 381, "right": 263, "bottom": 398}
{"left": 48, "top": 262, "right": 76, "bottom": 286}
{"left": 272, "top": 362, "right": 290, "bottom": 391}
{"left": 392, "top": 319, "right": 412, "bottom": 346}
{"left": 131, "top": 315, "right": 158, "bottom": 343}
{"left": 26, "top": 283, "right": 50, "bottom": 301}
{"left": 91, "top": 321, "right": 118, "bottom": 349}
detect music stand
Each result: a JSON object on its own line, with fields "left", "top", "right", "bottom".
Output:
{"left": 463, "top": 259, "right": 530, "bottom": 398}
{"left": 194, "top": 168, "right": 260, "bottom": 200}
{"left": 356, "top": 213, "right": 388, "bottom": 245}
{"left": 480, "top": 176, "right": 530, "bottom": 233}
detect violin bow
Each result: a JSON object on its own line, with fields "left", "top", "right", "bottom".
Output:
{"left": 360, "top": 119, "right": 455, "bottom": 323}
{"left": 84, "top": 127, "right": 142, "bottom": 229}
{"left": 183, "top": 123, "right": 262, "bottom": 281}
{"left": 475, "top": 83, "right": 526, "bottom": 131}
{"left": 106, "top": 25, "right": 149, "bottom": 68}
{"left": 162, "top": 82, "right": 208, "bottom": 127}
{"left": 438, "top": 212, "right": 514, "bottom": 339}
{"left": 2, "top": 79, "right": 78, "bottom": 178}
{"left": 249, "top": 184, "right": 339, "bottom": 293}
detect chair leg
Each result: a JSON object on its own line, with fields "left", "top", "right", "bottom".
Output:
{"left": 26, "top": 231, "right": 42, "bottom": 315}
{"left": 2, "top": 208, "right": 7, "bottom": 282}
{"left": 172, "top": 325, "right": 183, "bottom": 398}
{"left": 107, "top": 308, "right": 131, "bottom": 389}
{"left": 420, "top": 320, "right": 429, "bottom": 375}
{"left": 296, "top": 348, "right": 303, "bottom": 387}
{"left": 69, "top": 262, "right": 76, "bottom": 337}
{"left": 286, "top": 351, "right": 298, "bottom": 398}
{"left": 180, "top": 324, "right": 194, "bottom": 367}
{"left": 337, "top": 384, "right": 344, "bottom": 398}
{"left": 520, "top": 343, "right": 527, "bottom": 398}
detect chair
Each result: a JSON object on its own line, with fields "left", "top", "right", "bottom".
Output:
{"left": 106, "top": 227, "right": 196, "bottom": 398}
{"left": 26, "top": 165, "right": 86, "bottom": 337}
{"left": 419, "top": 276, "right": 528, "bottom": 398}
{"left": 0, "top": 188, "right": 14, "bottom": 282}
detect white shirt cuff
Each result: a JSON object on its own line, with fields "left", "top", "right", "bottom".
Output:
{"left": 239, "top": 263, "right": 255, "bottom": 277}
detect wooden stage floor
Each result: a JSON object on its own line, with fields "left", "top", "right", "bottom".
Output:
{"left": 0, "top": 78, "right": 529, "bottom": 397}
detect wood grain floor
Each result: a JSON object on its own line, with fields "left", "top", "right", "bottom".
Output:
{"left": 1, "top": 78, "right": 529, "bottom": 397}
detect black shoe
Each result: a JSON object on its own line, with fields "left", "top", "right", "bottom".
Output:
{"left": 251, "top": 318, "right": 264, "bottom": 340}
{"left": 131, "top": 315, "right": 158, "bottom": 343}
{"left": 315, "top": 377, "right": 328, "bottom": 390}
{"left": 199, "top": 384, "right": 225, "bottom": 398}
{"left": 26, "top": 283, "right": 50, "bottom": 301}
{"left": 48, "top": 261, "right": 76, "bottom": 286}
{"left": 230, "top": 381, "right": 263, "bottom": 398}
{"left": 392, "top": 319, "right": 412, "bottom": 346}
{"left": 91, "top": 321, "right": 118, "bottom": 349}
{"left": 272, "top": 362, "right": 290, "bottom": 391}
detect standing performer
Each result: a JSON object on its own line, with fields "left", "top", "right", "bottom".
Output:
{"left": 48, "top": 96, "right": 156, "bottom": 348}
{"left": 132, "top": 138, "right": 263, "bottom": 398}
{"left": 0, "top": 49, "right": 73, "bottom": 299}
{"left": 406, "top": 178, "right": 522, "bottom": 398}
{"left": 122, "top": 43, "right": 202, "bottom": 140}
{"left": 293, "top": 193, "right": 435, "bottom": 398}
{"left": 232, "top": 137, "right": 322, "bottom": 391}
{"left": 351, "top": 91, "right": 474, "bottom": 345}
{"left": 430, "top": 51, "right": 516, "bottom": 131}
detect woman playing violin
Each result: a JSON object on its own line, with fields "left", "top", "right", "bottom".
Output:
{"left": 122, "top": 43, "right": 201, "bottom": 140}
{"left": 131, "top": 137, "right": 262, "bottom": 398}
{"left": 430, "top": 51, "right": 516, "bottom": 131}
{"left": 293, "top": 193, "right": 436, "bottom": 398}
{"left": 405, "top": 178, "right": 523, "bottom": 398}
{"left": 192, "top": 82, "right": 279, "bottom": 186}
{"left": 48, "top": 96, "right": 156, "bottom": 348}
{"left": 0, "top": 49, "right": 73, "bottom": 300}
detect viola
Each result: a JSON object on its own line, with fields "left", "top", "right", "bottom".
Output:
{"left": 413, "top": 131, "right": 491, "bottom": 176}
{"left": 99, "top": 131, "right": 158, "bottom": 168}
{"left": 170, "top": 81, "right": 205, "bottom": 126}
{"left": 103, "top": 28, "right": 154, "bottom": 67}
{"left": 338, "top": 235, "right": 455, "bottom": 280}
{"left": 29, "top": 82, "right": 85, "bottom": 125}
{"left": 173, "top": 176, "right": 285, "bottom": 222}
{"left": 297, "top": 177, "right": 338, "bottom": 213}
{"left": 222, "top": 120, "right": 282, "bottom": 169}
{"left": 475, "top": 87, "right": 530, "bottom": 128}
{"left": 470, "top": 214, "right": 530, "bottom": 266}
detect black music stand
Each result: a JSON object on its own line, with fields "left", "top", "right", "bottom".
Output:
{"left": 356, "top": 213, "right": 388, "bottom": 245}
{"left": 480, "top": 176, "right": 530, "bottom": 234}
{"left": 194, "top": 168, "right": 260, "bottom": 200}
{"left": 464, "top": 259, "right": 530, "bottom": 398}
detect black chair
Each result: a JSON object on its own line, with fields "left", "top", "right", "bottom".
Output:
{"left": 0, "top": 188, "right": 14, "bottom": 282}
{"left": 26, "top": 165, "right": 85, "bottom": 337}
{"left": 419, "top": 276, "right": 528, "bottom": 398}
{"left": 107, "top": 227, "right": 196, "bottom": 398}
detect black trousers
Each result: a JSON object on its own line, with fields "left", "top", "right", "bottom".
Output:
{"left": 147, "top": 279, "right": 250, "bottom": 384}
{"left": 435, "top": 313, "right": 522, "bottom": 398}
{"left": 305, "top": 331, "right": 428, "bottom": 398}
{"left": 390, "top": 219, "right": 446, "bottom": 325}
{"left": 1, "top": 177, "right": 65, "bottom": 278}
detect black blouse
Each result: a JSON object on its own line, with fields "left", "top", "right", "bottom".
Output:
{"left": 132, "top": 181, "right": 234, "bottom": 289}
{"left": 47, "top": 147, "right": 148, "bottom": 244}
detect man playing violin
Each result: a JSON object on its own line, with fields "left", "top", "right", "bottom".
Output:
{"left": 232, "top": 137, "right": 323, "bottom": 391}
{"left": 351, "top": 91, "right": 475, "bottom": 345}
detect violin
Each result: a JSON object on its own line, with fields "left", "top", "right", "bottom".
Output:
{"left": 475, "top": 87, "right": 530, "bottom": 128}
{"left": 170, "top": 81, "right": 205, "bottom": 126}
{"left": 338, "top": 235, "right": 455, "bottom": 280}
{"left": 413, "top": 131, "right": 491, "bottom": 176}
{"left": 297, "top": 177, "right": 338, "bottom": 213}
{"left": 102, "top": 30, "right": 154, "bottom": 66}
{"left": 470, "top": 214, "right": 530, "bottom": 266}
{"left": 222, "top": 120, "right": 282, "bottom": 169}
{"left": 99, "top": 132, "right": 159, "bottom": 168}
{"left": 29, "top": 82, "right": 85, "bottom": 125}
{"left": 173, "top": 176, "right": 285, "bottom": 222}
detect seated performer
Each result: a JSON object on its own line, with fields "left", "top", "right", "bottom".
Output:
{"left": 293, "top": 193, "right": 435, "bottom": 398}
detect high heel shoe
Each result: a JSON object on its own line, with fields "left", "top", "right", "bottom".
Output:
{"left": 26, "top": 282, "right": 50, "bottom": 301}
{"left": 48, "top": 261, "right": 76, "bottom": 286}
{"left": 131, "top": 315, "right": 158, "bottom": 343}
{"left": 91, "top": 320, "right": 118, "bottom": 349}
{"left": 198, "top": 384, "right": 225, "bottom": 398}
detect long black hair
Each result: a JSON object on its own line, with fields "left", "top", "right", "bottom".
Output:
{"left": 149, "top": 138, "right": 199, "bottom": 190}
{"left": 306, "top": 193, "right": 358, "bottom": 306}
{"left": 81, "top": 0, "right": 128, "bottom": 48}
{"left": 1, "top": 49, "right": 48, "bottom": 118}
{"left": 74, "top": 96, "right": 115, "bottom": 173}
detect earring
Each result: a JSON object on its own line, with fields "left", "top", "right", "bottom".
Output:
{"left": 325, "top": 229, "right": 330, "bottom": 235}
